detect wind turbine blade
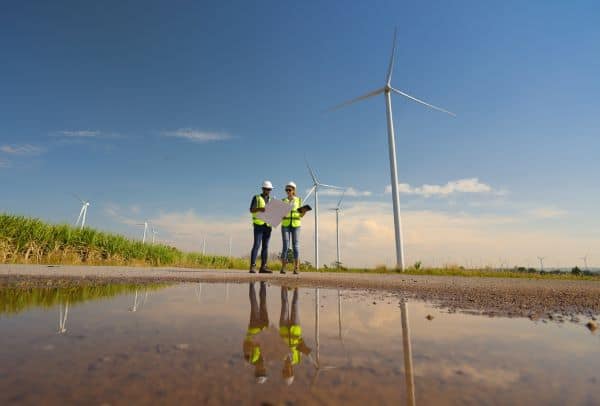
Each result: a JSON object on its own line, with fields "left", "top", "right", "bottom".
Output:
{"left": 319, "top": 183, "right": 344, "bottom": 190}
{"left": 306, "top": 161, "right": 318, "bottom": 184}
{"left": 304, "top": 185, "right": 317, "bottom": 202}
{"left": 327, "top": 87, "right": 385, "bottom": 111}
{"left": 391, "top": 87, "right": 456, "bottom": 117}
{"left": 386, "top": 28, "right": 398, "bottom": 85}
{"left": 75, "top": 205, "right": 84, "bottom": 225}
{"left": 72, "top": 193, "right": 85, "bottom": 204}
{"left": 336, "top": 190, "right": 346, "bottom": 209}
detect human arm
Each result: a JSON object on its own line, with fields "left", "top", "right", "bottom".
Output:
{"left": 249, "top": 196, "right": 266, "bottom": 213}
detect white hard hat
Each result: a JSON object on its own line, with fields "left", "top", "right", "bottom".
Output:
{"left": 285, "top": 181, "right": 296, "bottom": 189}
{"left": 284, "top": 376, "right": 295, "bottom": 386}
{"left": 256, "top": 376, "right": 268, "bottom": 384}
{"left": 262, "top": 180, "right": 273, "bottom": 190}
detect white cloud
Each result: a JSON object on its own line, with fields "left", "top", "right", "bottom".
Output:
{"left": 385, "top": 178, "right": 494, "bottom": 197}
{"left": 55, "top": 130, "right": 100, "bottom": 138}
{"left": 317, "top": 187, "right": 372, "bottom": 197}
{"left": 0, "top": 144, "right": 44, "bottom": 155}
{"left": 104, "top": 201, "right": 597, "bottom": 268}
{"left": 415, "top": 361, "right": 520, "bottom": 389}
{"left": 162, "top": 128, "right": 231, "bottom": 143}
{"left": 529, "top": 207, "right": 568, "bottom": 219}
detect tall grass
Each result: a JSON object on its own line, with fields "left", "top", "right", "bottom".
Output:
{"left": 0, "top": 213, "right": 249, "bottom": 269}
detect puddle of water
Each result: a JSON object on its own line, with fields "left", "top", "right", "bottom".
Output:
{"left": 0, "top": 282, "right": 598, "bottom": 405}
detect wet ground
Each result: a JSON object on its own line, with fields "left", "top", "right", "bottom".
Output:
{"left": 3, "top": 265, "right": 600, "bottom": 319}
{"left": 1, "top": 281, "right": 599, "bottom": 405}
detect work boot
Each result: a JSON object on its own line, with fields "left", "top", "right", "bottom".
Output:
{"left": 293, "top": 268, "right": 299, "bottom": 275}
{"left": 259, "top": 267, "right": 272, "bottom": 274}
{"left": 249, "top": 265, "right": 257, "bottom": 274}
{"left": 280, "top": 261, "right": 287, "bottom": 274}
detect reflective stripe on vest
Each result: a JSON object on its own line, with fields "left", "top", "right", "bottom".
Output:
{"left": 252, "top": 195, "right": 269, "bottom": 226}
{"left": 281, "top": 196, "right": 302, "bottom": 228}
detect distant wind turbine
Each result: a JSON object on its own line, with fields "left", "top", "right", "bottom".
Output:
{"left": 580, "top": 255, "right": 589, "bottom": 270}
{"left": 137, "top": 221, "right": 149, "bottom": 244}
{"left": 329, "top": 190, "right": 346, "bottom": 268}
{"left": 151, "top": 225, "right": 158, "bottom": 244}
{"left": 330, "top": 29, "right": 455, "bottom": 270}
{"left": 304, "top": 163, "right": 344, "bottom": 269}
{"left": 74, "top": 195, "right": 90, "bottom": 230}
{"left": 537, "top": 256, "right": 545, "bottom": 271}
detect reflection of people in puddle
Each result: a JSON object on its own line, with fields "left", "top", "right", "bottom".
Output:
{"left": 279, "top": 287, "right": 312, "bottom": 385}
{"left": 244, "top": 282, "right": 269, "bottom": 384}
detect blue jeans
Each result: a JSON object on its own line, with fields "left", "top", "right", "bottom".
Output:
{"left": 250, "top": 224, "right": 272, "bottom": 267}
{"left": 281, "top": 226, "right": 300, "bottom": 260}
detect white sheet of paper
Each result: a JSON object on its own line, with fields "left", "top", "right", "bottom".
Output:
{"left": 256, "top": 199, "right": 293, "bottom": 228}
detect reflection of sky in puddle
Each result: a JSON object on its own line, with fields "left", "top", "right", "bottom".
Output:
{"left": 0, "top": 282, "right": 598, "bottom": 405}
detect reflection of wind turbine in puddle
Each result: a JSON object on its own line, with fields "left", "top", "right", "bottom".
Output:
{"left": 130, "top": 289, "right": 151, "bottom": 312}
{"left": 400, "top": 300, "right": 416, "bottom": 406}
{"left": 195, "top": 283, "right": 203, "bottom": 302}
{"left": 130, "top": 290, "right": 140, "bottom": 312}
{"left": 58, "top": 301, "right": 69, "bottom": 334}
{"left": 309, "top": 288, "right": 338, "bottom": 384}
{"left": 336, "top": 290, "right": 352, "bottom": 365}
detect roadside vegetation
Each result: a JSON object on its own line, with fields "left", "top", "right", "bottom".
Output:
{"left": 0, "top": 214, "right": 248, "bottom": 269}
{"left": 1, "top": 213, "right": 598, "bottom": 280}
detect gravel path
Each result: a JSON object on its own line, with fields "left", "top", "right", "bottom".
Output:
{"left": 2, "top": 264, "right": 599, "bottom": 319}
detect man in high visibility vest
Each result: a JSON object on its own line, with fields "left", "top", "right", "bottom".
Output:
{"left": 279, "top": 286, "right": 311, "bottom": 385}
{"left": 243, "top": 282, "right": 270, "bottom": 383}
{"left": 249, "top": 180, "right": 274, "bottom": 273}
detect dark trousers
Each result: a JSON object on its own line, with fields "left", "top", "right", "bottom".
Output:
{"left": 250, "top": 224, "right": 272, "bottom": 267}
{"left": 249, "top": 282, "right": 269, "bottom": 328}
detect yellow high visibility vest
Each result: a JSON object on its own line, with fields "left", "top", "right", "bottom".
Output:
{"left": 280, "top": 324, "right": 303, "bottom": 365}
{"left": 252, "top": 195, "right": 269, "bottom": 226}
{"left": 281, "top": 196, "right": 302, "bottom": 228}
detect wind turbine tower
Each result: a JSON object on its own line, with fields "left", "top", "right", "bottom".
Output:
{"left": 151, "top": 225, "right": 158, "bottom": 244}
{"left": 304, "top": 163, "right": 344, "bottom": 269}
{"left": 331, "top": 29, "right": 455, "bottom": 270}
{"left": 330, "top": 191, "right": 346, "bottom": 268}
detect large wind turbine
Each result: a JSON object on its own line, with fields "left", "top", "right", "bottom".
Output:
{"left": 304, "top": 163, "right": 344, "bottom": 269}
{"left": 329, "top": 191, "right": 346, "bottom": 268}
{"left": 331, "top": 29, "right": 455, "bottom": 270}
{"left": 74, "top": 195, "right": 90, "bottom": 230}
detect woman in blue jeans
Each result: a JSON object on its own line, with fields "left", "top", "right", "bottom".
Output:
{"left": 280, "top": 182, "right": 305, "bottom": 274}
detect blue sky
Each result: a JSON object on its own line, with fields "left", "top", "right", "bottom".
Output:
{"left": 1, "top": 1, "right": 599, "bottom": 267}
